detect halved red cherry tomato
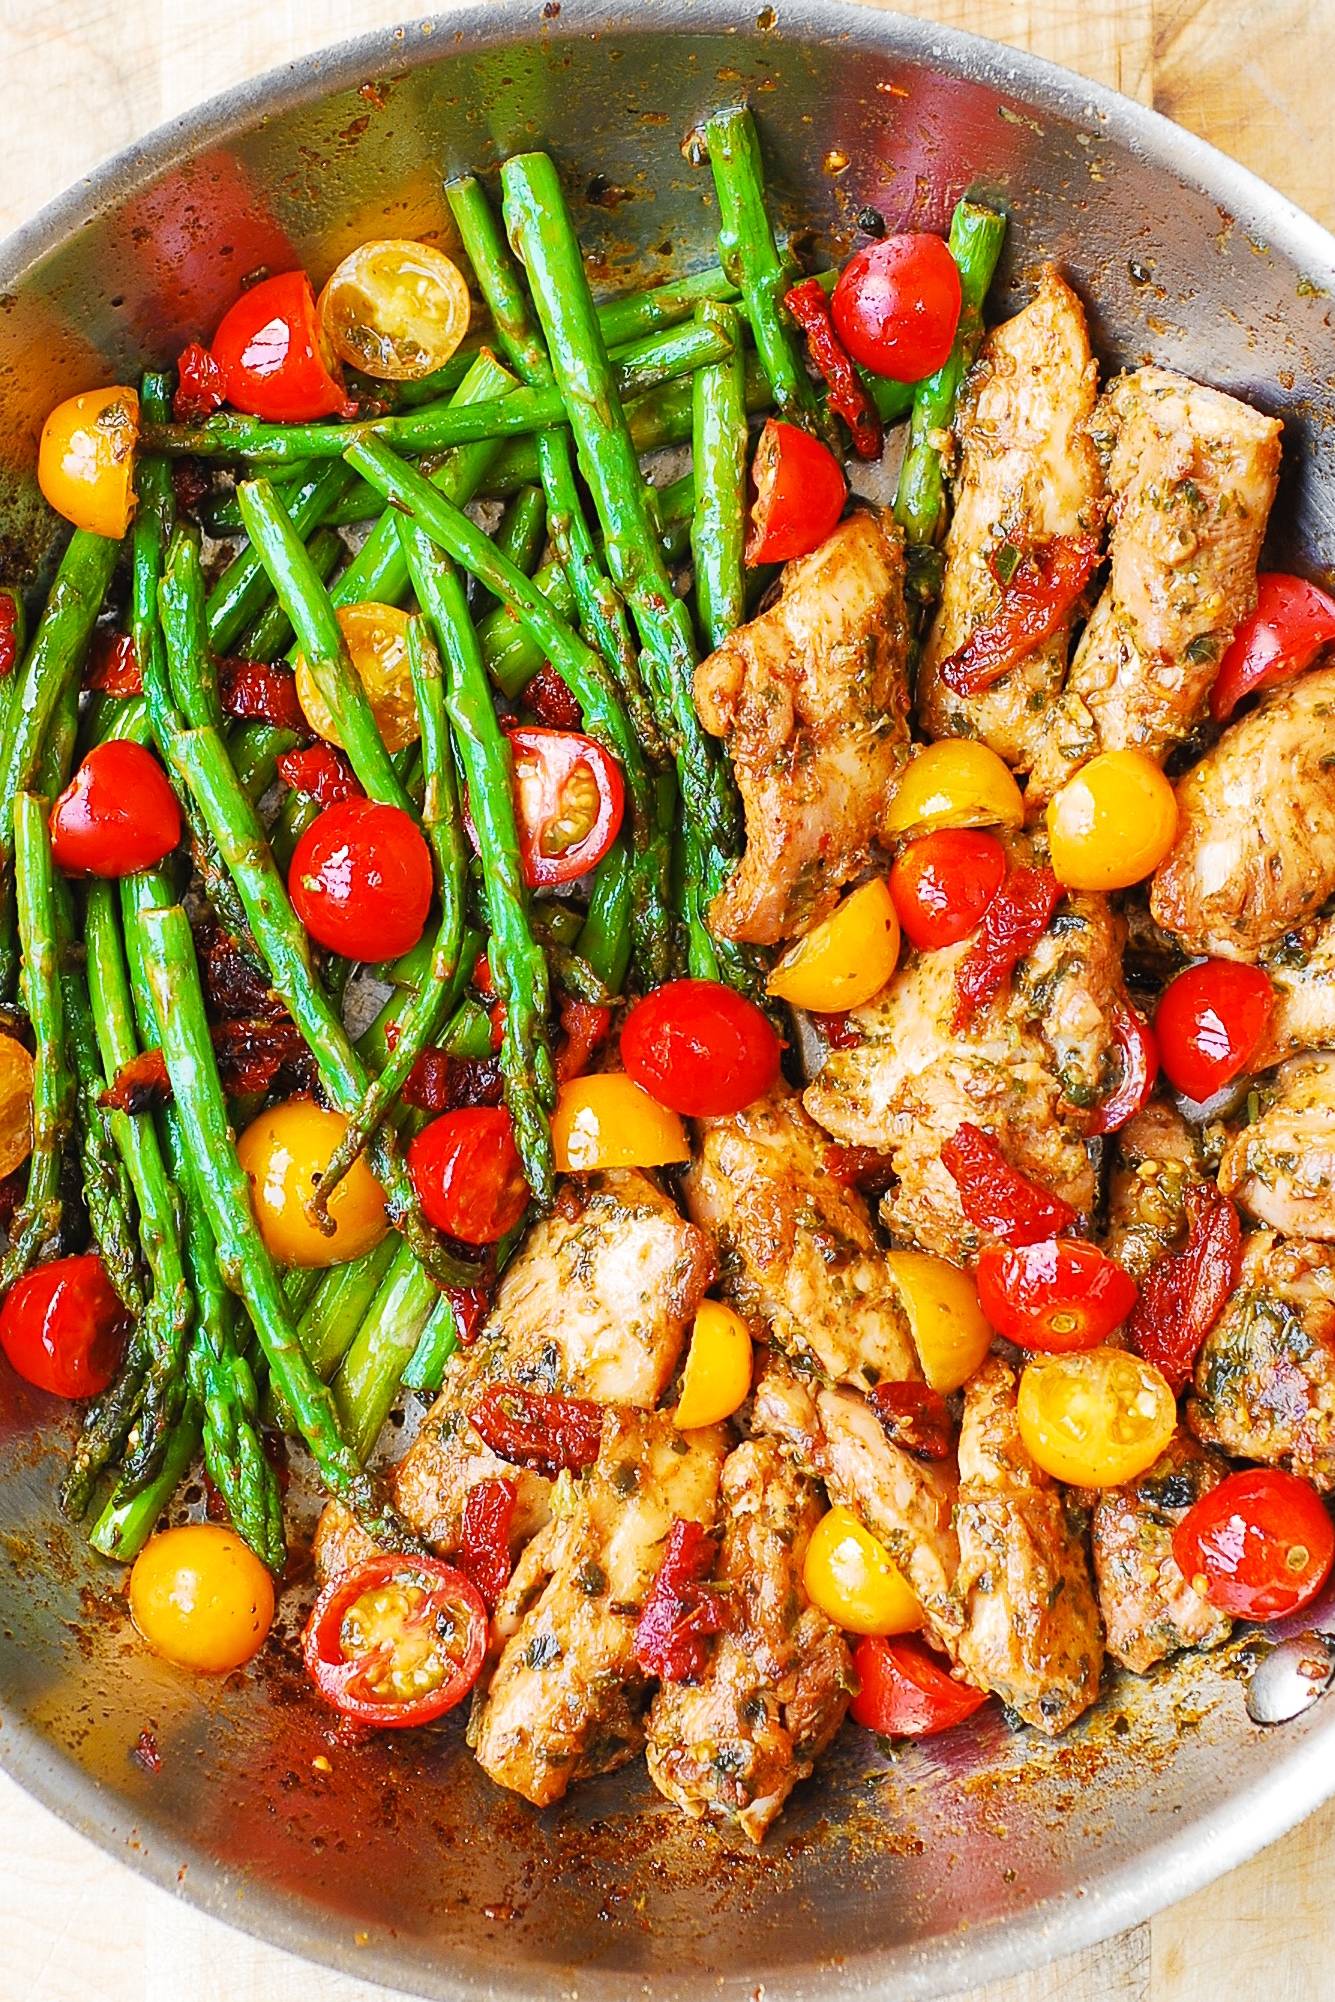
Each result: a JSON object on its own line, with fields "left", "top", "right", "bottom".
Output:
{"left": 832, "top": 233, "right": 963, "bottom": 381}
{"left": 1087, "top": 998, "right": 1158, "bottom": 1136}
{"left": 745, "top": 418, "right": 846, "bottom": 566}
{"left": 620, "top": 978, "right": 782, "bottom": 1117}
{"left": 50, "top": 741, "right": 181, "bottom": 878}
{"left": 975, "top": 1238, "right": 1138, "bottom": 1352}
{"left": 849, "top": 1634, "right": 989, "bottom": 1738}
{"left": 1209, "top": 572, "right": 1335, "bottom": 723}
{"left": 302, "top": 1554, "right": 487, "bottom": 1728}
{"left": 0, "top": 1253, "right": 129, "bottom": 1398}
{"left": 407, "top": 1106, "right": 529, "bottom": 1246}
{"left": 506, "top": 726, "right": 624, "bottom": 888}
{"left": 889, "top": 828, "right": 1007, "bottom": 951}
{"left": 208, "top": 272, "right": 351, "bottom": 423}
{"left": 1172, "top": 1468, "right": 1335, "bottom": 1622}
{"left": 289, "top": 797, "right": 432, "bottom": 961}
{"left": 1155, "top": 960, "right": 1274, "bottom": 1104}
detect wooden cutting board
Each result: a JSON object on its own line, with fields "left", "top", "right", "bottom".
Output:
{"left": 1, "top": 1, "right": 1332, "bottom": 1997}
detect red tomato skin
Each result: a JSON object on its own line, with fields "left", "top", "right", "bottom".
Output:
{"left": 506, "top": 727, "right": 625, "bottom": 888}
{"left": 620, "top": 978, "right": 782, "bottom": 1117}
{"left": 210, "top": 272, "right": 349, "bottom": 423}
{"left": 407, "top": 1106, "right": 530, "bottom": 1246}
{"left": 1087, "top": 999, "right": 1159, "bottom": 1136}
{"left": 889, "top": 829, "right": 1007, "bottom": 951}
{"left": 0, "top": 1253, "right": 128, "bottom": 1398}
{"left": 849, "top": 1634, "right": 988, "bottom": 1738}
{"left": 302, "top": 1554, "right": 487, "bottom": 1728}
{"left": 50, "top": 742, "right": 181, "bottom": 879}
{"left": 1172, "top": 1469, "right": 1335, "bottom": 1622}
{"left": 832, "top": 234, "right": 963, "bottom": 381}
{"left": 289, "top": 797, "right": 432, "bottom": 961}
{"left": 1155, "top": 960, "right": 1274, "bottom": 1104}
{"left": 975, "top": 1238, "right": 1138, "bottom": 1352}
{"left": 745, "top": 419, "right": 846, "bottom": 566}
{"left": 1209, "top": 572, "right": 1335, "bottom": 722}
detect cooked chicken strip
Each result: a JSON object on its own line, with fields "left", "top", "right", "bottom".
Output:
{"left": 1151, "top": 667, "right": 1335, "bottom": 959}
{"left": 313, "top": 1170, "right": 712, "bottom": 1579}
{"left": 917, "top": 267, "right": 1103, "bottom": 770}
{"left": 1030, "top": 367, "right": 1281, "bottom": 799}
{"left": 682, "top": 1085, "right": 917, "bottom": 1392}
{"left": 1104, "top": 1101, "right": 1203, "bottom": 1281}
{"left": 468, "top": 1410, "right": 728, "bottom": 1808}
{"left": 1190, "top": 1230, "right": 1335, "bottom": 1490}
{"left": 1220, "top": 1053, "right": 1335, "bottom": 1240}
{"left": 1256, "top": 915, "right": 1335, "bottom": 1067}
{"left": 1092, "top": 1431, "right": 1232, "bottom": 1673}
{"left": 953, "top": 1357, "right": 1103, "bottom": 1732}
{"left": 750, "top": 1351, "right": 824, "bottom": 1475}
{"left": 645, "top": 1441, "right": 852, "bottom": 1842}
{"left": 693, "top": 511, "right": 912, "bottom": 945}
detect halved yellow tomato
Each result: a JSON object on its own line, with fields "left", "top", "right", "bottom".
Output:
{"left": 675, "top": 1299, "right": 753, "bottom": 1429}
{"left": 1046, "top": 749, "right": 1178, "bottom": 892}
{"left": 318, "top": 239, "right": 471, "bottom": 381}
{"left": 551, "top": 1073, "right": 690, "bottom": 1173}
{"left": 803, "top": 1505, "right": 923, "bottom": 1636}
{"left": 237, "top": 1098, "right": 389, "bottom": 1268}
{"left": 296, "top": 601, "right": 418, "bottom": 755}
{"left": 887, "top": 1249, "right": 994, "bottom": 1393}
{"left": 884, "top": 740, "right": 1024, "bottom": 838}
{"left": 1017, "top": 1345, "right": 1177, "bottom": 1487}
{"left": 38, "top": 386, "right": 139, "bottom": 538}
{"left": 0, "top": 1034, "right": 35, "bottom": 1178}
{"left": 767, "top": 879, "right": 899, "bottom": 1012}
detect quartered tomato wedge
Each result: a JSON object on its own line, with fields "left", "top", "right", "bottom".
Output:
{"left": 620, "top": 978, "right": 781, "bottom": 1117}
{"left": 1155, "top": 960, "right": 1274, "bottom": 1104}
{"left": 506, "top": 726, "right": 624, "bottom": 888}
{"left": 208, "top": 271, "right": 352, "bottom": 422}
{"left": 889, "top": 828, "right": 1006, "bottom": 951}
{"left": 849, "top": 1634, "right": 989, "bottom": 1739}
{"left": 1172, "top": 1468, "right": 1335, "bottom": 1622}
{"left": 745, "top": 418, "right": 846, "bottom": 565}
{"left": 1209, "top": 572, "right": 1335, "bottom": 722}
{"left": 303, "top": 1555, "right": 487, "bottom": 1728}
{"left": 976, "top": 1238, "right": 1138, "bottom": 1352}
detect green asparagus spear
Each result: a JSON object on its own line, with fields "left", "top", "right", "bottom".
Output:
{"left": 331, "top": 1240, "right": 436, "bottom": 1463}
{"left": 0, "top": 796, "right": 75, "bottom": 1287}
{"left": 690, "top": 299, "right": 748, "bottom": 651}
{"left": 206, "top": 462, "right": 354, "bottom": 655}
{"left": 239, "top": 525, "right": 344, "bottom": 662}
{"left": 400, "top": 1293, "right": 459, "bottom": 1396}
{"left": 298, "top": 1237, "right": 399, "bottom": 1381}
{"left": 88, "top": 1409, "right": 200, "bottom": 1564}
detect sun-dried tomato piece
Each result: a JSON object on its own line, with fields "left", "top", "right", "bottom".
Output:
{"left": 1127, "top": 1181, "right": 1241, "bottom": 1394}
{"left": 459, "top": 1477, "right": 517, "bottom": 1611}
{"left": 99, "top": 1047, "right": 170, "bottom": 1116}
{"left": 783, "top": 277, "right": 884, "bottom": 459}
{"left": 825, "top": 1143, "right": 896, "bottom": 1195}
{"left": 868, "top": 1381, "right": 955, "bottom": 1460}
{"left": 402, "top": 1049, "right": 504, "bottom": 1115}
{"left": 197, "top": 924, "right": 284, "bottom": 1021}
{"left": 814, "top": 1010, "right": 860, "bottom": 1050}
{"left": 446, "top": 1280, "right": 493, "bottom": 1348}
{"left": 219, "top": 659, "right": 306, "bottom": 731}
{"left": 174, "top": 341, "right": 225, "bottom": 423}
{"left": 85, "top": 631, "right": 143, "bottom": 698}
{"left": 554, "top": 1000, "right": 612, "bottom": 1086}
{"left": 211, "top": 1018, "right": 311, "bottom": 1098}
{"left": 525, "top": 662, "right": 583, "bottom": 730}
{"left": 0, "top": 593, "right": 19, "bottom": 682}
{"left": 953, "top": 865, "right": 1062, "bottom": 1031}
{"left": 633, "top": 1518, "right": 725, "bottom": 1683}
{"left": 171, "top": 458, "right": 212, "bottom": 518}
{"left": 941, "top": 1122, "right": 1078, "bottom": 1247}
{"left": 276, "top": 744, "right": 362, "bottom": 808}
{"left": 470, "top": 1385, "right": 604, "bottom": 1474}
{"left": 939, "top": 535, "right": 1102, "bottom": 696}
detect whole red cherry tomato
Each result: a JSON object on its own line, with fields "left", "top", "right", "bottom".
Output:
{"left": 50, "top": 741, "right": 181, "bottom": 878}
{"left": 302, "top": 1554, "right": 487, "bottom": 1728}
{"left": 1155, "top": 960, "right": 1274, "bottom": 1104}
{"left": 745, "top": 418, "right": 846, "bottom": 566}
{"left": 209, "top": 272, "right": 351, "bottom": 423}
{"left": 889, "top": 828, "right": 1007, "bottom": 951}
{"left": 1209, "top": 572, "right": 1335, "bottom": 722}
{"left": 1172, "top": 1468, "right": 1335, "bottom": 1622}
{"left": 832, "top": 233, "right": 963, "bottom": 381}
{"left": 620, "top": 978, "right": 782, "bottom": 1118}
{"left": 975, "top": 1238, "right": 1138, "bottom": 1352}
{"left": 507, "top": 726, "right": 624, "bottom": 888}
{"left": 408, "top": 1106, "right": 530, "bottom": 1245}
{"left": 849, "top": 1634, "right": 989, "bottom": 1738}
{"left": 0, "top": 1253, "right": 129, "bottom": 1398}
{"left": 289, "top": 797, "right": 432, "bottom": 961}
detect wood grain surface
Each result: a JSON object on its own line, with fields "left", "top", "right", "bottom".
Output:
{"left": 1, "top": 1, "right": 1332, "bottom": 1997}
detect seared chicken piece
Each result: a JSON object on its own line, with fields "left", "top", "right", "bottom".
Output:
{"left": 917, "top": 267, "right": 1103, "bottom": 770}
{"left": 645, "top": 1441, "right": 852, "bottom": 1842}
{"left": 953, "top": 1357, "right": 1104, "bottom": 1732}
{"left": 1029, "top": 367, "right": 1281, "bottom": 799}
{"left": 1191, "top": 1230, "right": 1335, "bottom": 1490}
{"left": 1256, "top": 915, "right": 1335, "bottom": 1067}
{"left": 1151, "top": 668, "right": 1335, "bottom": 959}
{"left": 313, "top": 1170, "right": 712, "bottom": 1579}
{"left": 1220, "top": 1053, "right": 1335, "bottom": 1240}
{"left": 468, "top": 1410, "right": 728, "bottom": 1807}
{"left": 750, "top": 1351, "right": 824, "bottom": 1475}
{"left": 1104, "top": 1101, "right": 1203, "bottom": 1280}
{"left": 803, "top": 901, "right": 1116, "bottom": 1260}
{"left": 693, "top": 511, "right": 912, "bottom": 945}
{"left": 1092, "top": 1431, "right": 1232, "bottom": 1673}
{"left": 682, "top": 1085, "right": 917, "bottom": 1392}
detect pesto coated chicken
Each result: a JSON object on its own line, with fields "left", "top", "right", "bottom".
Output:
{"left": 1092, "top": 1432, "right": 1233, "bottom": 1673}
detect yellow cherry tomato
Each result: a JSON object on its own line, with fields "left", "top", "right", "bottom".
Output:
{"left": 1017, "top": 1346, "right": 1177, "bottom": 1488}
{"left": 675, "top": 1299, "right": 753, "bottom": 1429}
{"left": 0, "top": 1033, "right": 35, "bottom": 1178}
{"left": 803, "top": 1505, "right": 923, "bottom": 1637}
{"left": 887, "top": 1249, "right": 994, "bottom": 1394}
{"left": 1046, "top": 749, "right": 1179, "bottom": 891}
{"left": 318, "top": 239, "right": 471, "bottom": 381}
{"left": 129, "top": 1524, "right": 275, "bottom": 1673}
{"left": 767, "top": 878, "right": 900, "bottom": 1012}
{"left": 551, "top": 1073, "right": 690, "bottom": 1173}
{"left": 884, "top": 739, "right": 1024, "bottom": 838}
{"left": 296, "top": 601, "right": 418, "bottom": 755}
{"left": 38, "top": 385, "right": 139, "bottom": 538}
{"left": 237, "top": 1097, "right": 389, "bottom": 1268}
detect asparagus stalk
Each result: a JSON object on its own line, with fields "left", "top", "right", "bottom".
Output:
{"left": 690, "top": 299, "right": 748, "bottom": 651}
{"left": 205, "top": 462, "right": 354, "bottom": 655}
{"left": 88, "top": 1410, "right": 200, "bottom": 1564}
{"left": 400, "top": 1292, "right": 459, "bottom": 1397}
{"left": 331, "top": 1239, "right": 436, "bottom": 1463}
{"left": 490, "top": 484, "right": 547, "bottom": 581}
{"left": 297, "top": 1237, "right": 399, "bottom": 1381}
{"left": 159, "top": 524, "right": 224, "bottom": 731}
{"left": 239, "top": 525, "right": 344, "bottom": 662}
